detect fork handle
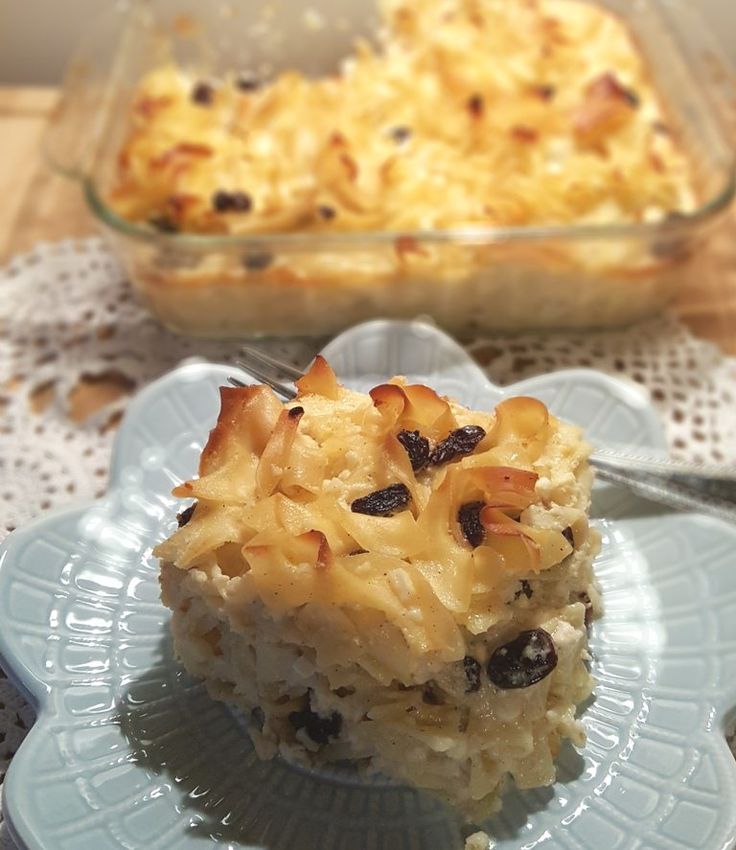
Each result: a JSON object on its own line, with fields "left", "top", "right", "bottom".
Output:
{"left": 590, "top": 454, "right": 736, "bottom": 524}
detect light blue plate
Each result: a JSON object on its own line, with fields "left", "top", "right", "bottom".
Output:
{"left": 1, "top": 320, "right": 736, "bottom": 850}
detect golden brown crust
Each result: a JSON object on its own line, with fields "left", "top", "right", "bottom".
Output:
{"left": 199, "top": 384, "right": 282, "bottom": 474}
{"left": 256, "top": 406, "right": 305, "bottom": 497}
{"left": 158, "top": 370, "right": 589, "bottom": 640}
{"left": 295, "top": 355, "right": 340, "bottom": 399}
{"left": 110, "top": 0, "right": 694, "bottom": 238}
{"left": 370, "top": 382, "right": 458, "bottom": 441}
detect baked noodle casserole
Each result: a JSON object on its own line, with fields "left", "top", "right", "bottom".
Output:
{"left": 155, "top": 358, "right": 602, "bottom": 818}
{"left": 103, "top": 0, "right": 704, "bottom": 335}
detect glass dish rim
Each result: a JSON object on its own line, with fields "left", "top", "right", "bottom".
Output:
{"left": 81, "top": 166, "right": 736, "bottom": 251}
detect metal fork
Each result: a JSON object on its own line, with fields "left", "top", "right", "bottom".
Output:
{"left": 229, "top": 347, "right": 736, "bottom": 524}
{"left": 229, "top": 346, "right": 300, "bottom": 399}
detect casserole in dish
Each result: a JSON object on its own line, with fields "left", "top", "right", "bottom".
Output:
{"left": 47, "top": 0, "right": 736, "bottom": 337}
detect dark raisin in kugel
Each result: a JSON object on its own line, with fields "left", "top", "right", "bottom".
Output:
{"left": 430, "top": 425, "right": 486, "bottom": 466}
{"left": 243, "top": 251, "right": 273, "bottom": 271}
{"left": 212, "top": 190, "right": 252, "bottom": 213}
{"left": 176, "top": 504, "right": 196, "bottom": 527}
{"left": 514, "top": 579, "right": 533, "bottom": 600}
{"left": 191, "top": 82, "right": 214, "bottom": 105}
{"left": 458, "top": 501, "right": 486, "bottom": 548}
{"left": 288, "top": 708, "right": 342, "bottom": 745}
{"left": 351, "top": 483, "right": 411, "bottom": 517}
{"left": 487, "top": 629, "right": 558, "bottom": 690}
{"left": 397, "top": 429, "right": 430, "bottom": 471}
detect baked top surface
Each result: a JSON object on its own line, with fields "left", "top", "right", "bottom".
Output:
{"left": 109, "top": 0, "right": 695, "bottom": 236}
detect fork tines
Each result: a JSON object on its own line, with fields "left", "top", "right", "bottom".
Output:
{"left": 228, "top": 346, "right": 304, "bottom": 399}
{"left": 239, "top": 346, "right": 305, "bottom": 381}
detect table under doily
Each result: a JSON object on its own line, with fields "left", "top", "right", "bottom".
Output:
{"left": 1, "top": 238, "right": 735, "bottom": 847}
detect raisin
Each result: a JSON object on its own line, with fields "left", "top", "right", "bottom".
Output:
{"left": 430, "top": 425, "right": 486, "bottom": 466}
{"left": 397, "top": 429, "right": 430, "bottom": 471}
{"left": 389, "top": 125, "right": 412, "bottom": 143}
{"left": 148, "top": 214, "right": 179, "bottom": 233}
{"left": 213, "top": 191, "right": 233, "bottom": 212}
{"left": 535, "top": 84, "right": 556, "bottom": 101}
{"left": 487, "top": 629, "right": 557, "bottom": 690}
{"left": 243, "top": 251, "right": 273, "bottom": 271}
{"left": 318, "top": 204, "right": 336, "bottom": 220}
{"left": 230, "top": 191, "right": 252, "bottom": 212}
{"left": 458, "top": 501, "right": 485, "bottom": 548}
{"left": 514, "top": 579, "right": 533, "bottom": 600}
{"left": 562, "top": 526, "right": 574, "bottom": 546}
{"left": 288, "top": 708, "right": 342, "bottom": 745}
{"left": 351, "top": 483, "right": 411, "bottom": 516}
{"left": 463, "top": 656, "right": 482, "bottom": 693}
{"left": 467, "top": 94, "right": 484, "bottom": 118}
{"left": 421, "top": 681, "right": 445, "bottom": 705}
{"left": 212, "top": 190, "right": 252, "bottom": 213}
{"left": 191, "top": 82, "right": 215, "bottom": 105}
{"left": 176, "top": 504, "right": 196, "bottom": 527}
{"left": 235, "top": 74, "right": 261, "bottom": 92}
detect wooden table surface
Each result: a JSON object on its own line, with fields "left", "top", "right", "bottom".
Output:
{"left": 1, "top": 85, "right": 735, "bottom": 355}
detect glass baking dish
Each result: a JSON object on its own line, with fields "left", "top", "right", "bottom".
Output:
{"left": 46, "top": 0, "right": 736, "bottom": 338}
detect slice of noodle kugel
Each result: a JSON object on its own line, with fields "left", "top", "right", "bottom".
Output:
{"left": 156, "top": 355, "right": 601, "bottom": 819}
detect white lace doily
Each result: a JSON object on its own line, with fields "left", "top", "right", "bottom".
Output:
{"left": 1, "top": 237, "right": 735, "bottom": 846}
